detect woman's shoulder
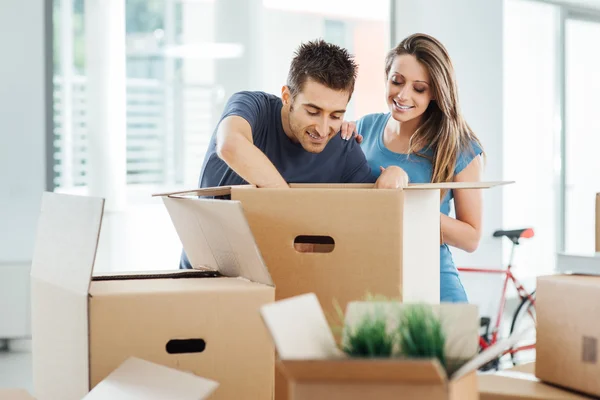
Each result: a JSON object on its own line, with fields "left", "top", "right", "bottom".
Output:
{"left": 357, "top": 113, "right": 389, "bottom": 137}
{"left": 455, "top": 138, "right": 484, "bottom": 175}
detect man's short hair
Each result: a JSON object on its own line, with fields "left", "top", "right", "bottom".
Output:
{"left": 286, "top": 39, "right": 358, "bottom": 99}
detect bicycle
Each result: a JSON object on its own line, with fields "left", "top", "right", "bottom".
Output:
{"left": 457, "top": 228, "right": 537, "bottom": 370}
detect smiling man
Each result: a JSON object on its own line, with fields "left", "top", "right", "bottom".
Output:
{"left": 179, "top": 39, "right": 407, "bottom": 269}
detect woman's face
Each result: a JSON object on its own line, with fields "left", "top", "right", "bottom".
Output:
{"left": 386, "top": 54, "right": 434, "bottom": 123}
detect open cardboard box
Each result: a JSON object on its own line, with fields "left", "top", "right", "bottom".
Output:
{"left": 259, "top": 293, "right": 520, "bottom": 400}
{"left": 535, "top": 274, "right": 600, "bottom": 398}
{"left": 479, "top": 362, "right": 594, "bottom": 399}
{"left": 30, "top": 192, "right": 274, "bottom": 400}
{"left": 157, "top": 181, "right": 511, "bottom": 400}
{"left": 157, "top": 181, "right": 511, "bottom": 318}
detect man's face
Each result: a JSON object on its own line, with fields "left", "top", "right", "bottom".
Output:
{"left": 282, "top": 79, "right": 350, "bottom": 153}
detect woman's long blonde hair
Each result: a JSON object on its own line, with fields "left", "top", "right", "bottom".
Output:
{"left": 385, "top": 33, "right": 485, "bottom": 187}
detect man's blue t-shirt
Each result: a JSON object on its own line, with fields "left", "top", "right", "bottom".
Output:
{"left": 198, "top": 91, "right": 374, "bottom": 188}
{"left": 357, "top": 112, "right": 483, "bottom": 303}
{"left": 180, "top": 91, "right": 374, "bottom": 269}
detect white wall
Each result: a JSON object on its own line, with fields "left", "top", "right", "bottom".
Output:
{"left": 394, "top": 0, "right": 505, "bottom": 314}
{"left": 0, "top": 0, "right": 49, "bottom": 338}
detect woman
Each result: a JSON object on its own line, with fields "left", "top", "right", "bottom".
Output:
{"left": 342, "top": 33, "right": 484, "bottom": 303}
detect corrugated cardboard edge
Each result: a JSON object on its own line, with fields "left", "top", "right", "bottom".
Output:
{"left": 31, "top": 192, "right": 105, "bottom": 400}
{"left": 82, "top": 357, "right": 219, "bottom": 400}
{"left": 152, "top": 186, "right": 235, "bottom": 198}
{"left": 278, "top": 359, "right": 447, "bottom": 384}
{"left": 152, "top": 181, "right": 513, "bottom": 198}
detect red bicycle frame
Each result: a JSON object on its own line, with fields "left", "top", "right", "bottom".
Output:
{"left": 457, "top": 239, "right": 536, "bottom": 355}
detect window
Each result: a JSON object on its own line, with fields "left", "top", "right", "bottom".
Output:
{"left": 564, "top": 17, "right": 600, "bottom": 254}
{"left": 503, "top": 0, "right": 559, "bottom": 277}
{"left": 51, "top": 0, "right": 391, "bottom": 194}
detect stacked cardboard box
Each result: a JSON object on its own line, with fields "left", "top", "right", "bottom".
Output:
{"left": 535, "top": 275, "right": 600, "bottom": 398}
{"left": 29, "top": 182, "right": 506, "bottom": 399}
{"left": 30, "top": 192, "right": 274, "bottom": 400}
{"left": 160, "top": 182, "right": 507, "bottom": 399}
{"left": 535, "top": 193, "right": 600, "bottom": 398}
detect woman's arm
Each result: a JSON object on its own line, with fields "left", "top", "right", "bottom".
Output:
{"left": 440, "top": 155, "right": 483, "bottom": 253}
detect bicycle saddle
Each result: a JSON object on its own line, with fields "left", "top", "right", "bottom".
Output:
{"left": 493, "top": 228, "right": 534, "bottom": 243}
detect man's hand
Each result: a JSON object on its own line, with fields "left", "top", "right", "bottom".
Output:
{"left": 375, "top": 166, "right": 409, "bottom": 189}
{"left": 340, "top": 120, "right": 363, "bottom": 143}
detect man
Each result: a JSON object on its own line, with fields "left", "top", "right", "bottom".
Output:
{"left": 180, "top": 39, "right": 407, "bottom": 269}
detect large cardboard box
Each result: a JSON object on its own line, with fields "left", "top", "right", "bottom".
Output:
{"left": 31, "top": 192, "right": 275, "bottom": 400}
{"left": 479, "top": 363, "right": 593, "bottom": 399}
{"left": 161, "top": 182, "right": 508, "bottom": 318}
{"left": 259, "top": 293, "right": 516, "bottom": 400}
{"left": 536, "top": 275, "right": 600, "bottom": 398}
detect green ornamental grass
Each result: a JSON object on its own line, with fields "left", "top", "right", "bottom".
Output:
{"left": 334, "top": 298, "right": 450, "bottom": 373}
{"left": 397, "top": 304, "right": 446, "bottom": 370}
{"left": 342, "top": 309, "right": 395, "bottom": 357}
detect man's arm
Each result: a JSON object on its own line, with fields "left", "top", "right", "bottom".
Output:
{"left": 342, "top": 140, "right": 408, "bottom": 188}
{"left": 216, "top": 115, "right": 288, "bottom": 188}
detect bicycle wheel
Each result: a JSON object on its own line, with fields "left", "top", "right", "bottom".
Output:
{"left": 509, "top": 290, "right": 536, "bottom": 365}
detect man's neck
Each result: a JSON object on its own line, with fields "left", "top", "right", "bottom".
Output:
{"left": 280, "top": 103, "right": 297, "bottom": 142}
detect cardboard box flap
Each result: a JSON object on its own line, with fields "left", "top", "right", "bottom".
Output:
{"left": 451, "top": 327, "right": 532, "bottom": 381}
{"left": 30, "top": 192, "right": 104, "bottom": 400}
{"left": 153, "top": 186, "right": 234, "bottom": 198}
{"left": 344, "top": 302, "right": 479, "bottom": 361}
{"left": 162, "top": 196, "right": 272, "bottom": 286}
{"left": 260, "top": 293, "right": 345, "bottom": 360}
{"left": 279, "top": 359, "right": 446, "bottom": 384}
{"left": 82, "top": 357, "right": 219, "bottom": 400}
{"left": 31, "top": 192, "right": 104, "bottom": 295}
{"left": 404, "top": 181, "right": 513, "bottom": 190}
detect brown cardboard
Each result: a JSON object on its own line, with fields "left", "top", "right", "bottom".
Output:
{"left": 536, "top": 275, "right": 600, "bottom": 398}
{"left": 160, "top": 181, "right": 510, "bottom": 319}
{"left": 31, "top": 192, "right": 274, "bottom": 400}
{"left": 159, "top": 182, "right": 510, "bottom": 399}
{"left": 596, "top": 193, "right": 600, "bottom": 253}
{"left": 82, "top": 357, "right": 219, "bottom": 399}
{"left": 479, "top": 369, "right": 594, "bottom": 400}
{"left": 0, "top": 389, "right": 36, "bottom": 400}
{"left": 260, "top": 293, "right": 521, "bottom": 400}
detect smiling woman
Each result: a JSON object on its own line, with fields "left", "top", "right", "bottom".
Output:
{"left": 346, "top": 33, "right": 486, "bottom": 303}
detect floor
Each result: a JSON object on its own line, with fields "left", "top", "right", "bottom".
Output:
{"left": 0, "top": 340, "right": 33, "bottom": 393}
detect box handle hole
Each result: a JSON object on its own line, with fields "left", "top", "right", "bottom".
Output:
{"left": 294, "top": 235, "right": 335, "bottom": 253}
{"left": 166, "top": 339, "right": 206, "bottom": 354}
